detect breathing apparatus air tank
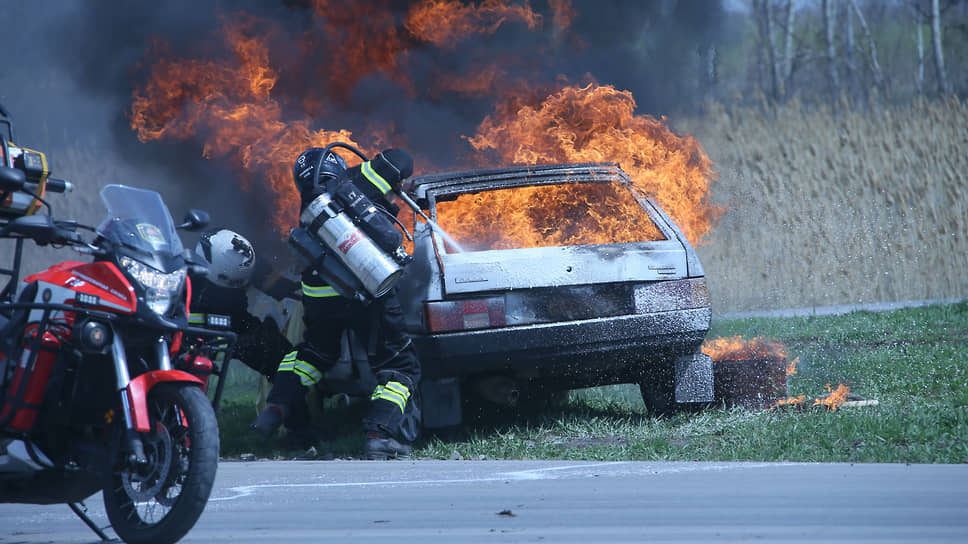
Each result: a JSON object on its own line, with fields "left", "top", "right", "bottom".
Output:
{"left": 298, "top": 186, "right": 403, "bottom": 300}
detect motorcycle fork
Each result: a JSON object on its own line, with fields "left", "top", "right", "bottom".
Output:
{"left": 111, "top": 332, "right": 171, "bottom": 466}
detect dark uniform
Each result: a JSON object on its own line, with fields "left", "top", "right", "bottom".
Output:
{"left": 187, "top": 264, "right": 296, "bottom": 380}
{"left": 253, "top": 148, "right": 422, "bottom": 459}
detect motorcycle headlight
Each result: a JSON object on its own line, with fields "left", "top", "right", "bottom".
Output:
{"left": 120, "top": 257, "right": 186, "bottom": 315}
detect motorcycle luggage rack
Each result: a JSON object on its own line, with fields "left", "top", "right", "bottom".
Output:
{"left": 0, "top": 234, "right": 25, "bottom": 303}
{"left": 0, "top": 301, "right": 116, "bottom": 431}
{"left": 177, "top": 326, "right": 238, "bottom": 413}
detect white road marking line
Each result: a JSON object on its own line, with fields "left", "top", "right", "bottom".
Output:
{"left": 210, "top": 461, "right": 789, "bottom": 502}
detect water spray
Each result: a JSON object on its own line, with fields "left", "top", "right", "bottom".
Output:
{"left": 395, "top": 190, "right": 465, "bottom": 254}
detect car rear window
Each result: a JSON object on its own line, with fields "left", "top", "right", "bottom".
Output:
{"left": 434, "top": 181, "right": 665, "bottom": 252}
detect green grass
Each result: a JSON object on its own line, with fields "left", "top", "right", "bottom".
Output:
{"left": 214, "top": 300, "right": 968, "bottom": 463}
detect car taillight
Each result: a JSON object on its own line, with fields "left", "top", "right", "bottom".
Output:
{"left": 425, "top": 297, "right": 506, "bottom": 333}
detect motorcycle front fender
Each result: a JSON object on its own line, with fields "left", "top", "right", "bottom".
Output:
{"left": 125, "top": 370, "right": 205, "bottom": 432}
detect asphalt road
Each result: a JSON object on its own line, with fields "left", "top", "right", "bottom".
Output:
{"left": 3, "top": 460, "right": 967, "bottom": 543}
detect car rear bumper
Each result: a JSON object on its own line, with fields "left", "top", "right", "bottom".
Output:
{"left": 413, "top": 307, "right": 711, "bottom": 383}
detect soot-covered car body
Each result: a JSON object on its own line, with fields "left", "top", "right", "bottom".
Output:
{"left": 396, "top": 163, "right": 713, "bottom": 428}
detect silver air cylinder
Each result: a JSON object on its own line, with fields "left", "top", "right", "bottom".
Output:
{"left": 300, "top": 193, "right": 402, "bottom": 298}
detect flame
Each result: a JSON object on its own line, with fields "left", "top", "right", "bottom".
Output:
{"left": 305, "top": 0, "right": 413, "bottom": 101}
{"left": 549, "top": 0, "right": 577, "bottom": 31}
{"left": 130, "top": 17, "right": 365, "bottom": 231}
{"left": 815, "top": 383, "right": 851, "bottom": 411}
{"left": 467, "top": 82, "right": 723, "bottom": 246}
{"left": 432, "top": 64, "right": 510, "bottom": 98}
{"left": 701, "top": 335, "right": 790, "bottom": 362}
{"left": 127, "top": 1, "right": 721, "bottom": 250}
{"left": 436, "top": 180, "right": 663, "bottom": 251}
{"left": 775, "top": 383, "right": 851, "bottom": 411}
{"left": 786, "top": 356, "right": 799, "bottom": 376}
{"left": 405, "top": 0, "right": 542, "bottom": 49}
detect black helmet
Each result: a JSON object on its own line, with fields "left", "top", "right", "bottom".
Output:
{"left": 293, "top": 147, "right": 348, "bottom": 197}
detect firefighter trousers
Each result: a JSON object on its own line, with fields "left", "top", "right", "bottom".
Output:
{"left": 266, "top": 283, "right": 421, "bottom": 440}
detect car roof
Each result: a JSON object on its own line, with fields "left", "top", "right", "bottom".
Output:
{"left": 409, "top": 162, "right": 636, "bottom": 204}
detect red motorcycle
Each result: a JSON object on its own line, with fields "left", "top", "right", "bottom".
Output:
{"left": 0, "top": 166, "right": 232, "bottom": 543}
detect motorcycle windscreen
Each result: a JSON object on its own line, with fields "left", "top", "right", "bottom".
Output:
{"left": 95, "top": 184, "right": 185, "bottom": 272}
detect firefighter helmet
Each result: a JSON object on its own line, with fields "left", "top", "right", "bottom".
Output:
{"left": 194, "top": 228, "right": 256, "bottom": 288}
{"left": 293, "top": 147, "right": 348, "bottom": 198}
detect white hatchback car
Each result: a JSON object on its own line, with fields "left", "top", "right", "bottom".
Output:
{"left": 396, "top": 163, "right": 713, "bottom": 428}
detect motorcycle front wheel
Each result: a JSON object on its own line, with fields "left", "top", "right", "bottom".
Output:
{"left": 103, "top": 383, "right": 219, "bottom": 544}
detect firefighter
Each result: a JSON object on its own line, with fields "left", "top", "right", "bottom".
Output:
{"left": 188, "top": 228, "right": 296, "bottom": 380}
{"left": 251, "top": 147, "right": 422, "bottom": 460}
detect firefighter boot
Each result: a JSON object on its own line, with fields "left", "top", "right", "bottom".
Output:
{"left": 251, "top": 404, "right": 285, "bottom": 438}
{"left": 364, "top": 431, "right": 412, "bottom": 460}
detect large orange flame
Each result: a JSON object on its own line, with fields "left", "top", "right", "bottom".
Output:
{"left": 467, "top": 82, "right": 723, "bottom": 246}
{"left": 130, "top": 17, "right": 365, "bottom": 231}
{"left": 436, "top": 181, "right": 663, "bottom": 251}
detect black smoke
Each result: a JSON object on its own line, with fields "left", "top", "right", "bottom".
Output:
{"left": 4, "top": 0, "right": 726, "bottom": 263}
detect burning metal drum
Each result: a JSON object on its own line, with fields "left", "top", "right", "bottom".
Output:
{"left": 712, "top": 357, "right": 788, "bottom": 409}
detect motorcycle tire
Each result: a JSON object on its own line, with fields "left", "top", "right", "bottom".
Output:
{"left": 103, "top": 383, "right": 219, "bottom": 544}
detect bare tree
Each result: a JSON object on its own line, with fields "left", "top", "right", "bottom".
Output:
{"left": 848, "top": 0, "right": 886, "bottom": 96}
{"left": 752, "top": 0, "right": 797, "bottom": 103}
{"left": 845, "top": 1, "right": 859, "bottom": 100}
{"left": 823, "top": 0, "right": 841, "bottom": 103}
{"left": 930, "top": 0, "right": 951, "bottom": 94}
{"left": 781, "top": 0, "right": 796, "bottom": 95}
{"left": 754, "top": 0, "right": 783, "bottom": 101}
{"left": 916, "top": 7, "right": 925, "bottom": 94}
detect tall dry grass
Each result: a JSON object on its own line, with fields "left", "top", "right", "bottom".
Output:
{"left": 682, "top": 97, "right": 968, "bottom": 313}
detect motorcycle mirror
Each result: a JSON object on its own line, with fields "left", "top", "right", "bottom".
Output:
{"left": 0, "top": 166, "right": 26, "bottom": 192}
{"left": 178, "top": 209, "right": 210, "bottom": 231}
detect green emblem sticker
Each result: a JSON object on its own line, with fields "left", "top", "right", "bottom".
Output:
{"left": 136, "top": 223, "right": 166, "bottom": 249}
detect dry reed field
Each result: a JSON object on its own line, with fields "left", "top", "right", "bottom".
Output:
{"left": 685, "top": 97, "right": 968, "bottom": 314}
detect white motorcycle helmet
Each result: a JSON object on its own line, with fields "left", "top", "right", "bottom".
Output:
{"left": 194, "top": 228, "right": 255, "bottom": 289}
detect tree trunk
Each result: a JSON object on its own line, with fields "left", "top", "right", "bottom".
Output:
{"left": 930, "top": 0, "right": 950, "bottom": 95}
{"left": 760, "top": 0, "right": 782, "bottom": 102}
{"left": 917, "top": 12, "right": 924, "bottom": 95}
{"left": 823, "top": 0, "right": 840, "bottom": 104}
{"left": 751, "top": 0, "right": 781, "bottom": 103}
{"left": 782, "top": 0, "right": 796, "bottom": 95}
{"left": 751, "top": 0, "right": 769, "bottom": 100}
{"left": 848, "top": 0, "right": 885, "bottom": 98}
{"left": 845, "top": 1, "right": 858, "bottom": 102}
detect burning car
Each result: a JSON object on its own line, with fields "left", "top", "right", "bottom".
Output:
{"left": 396, "top": 162, "right": 714, "bottom": 428}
